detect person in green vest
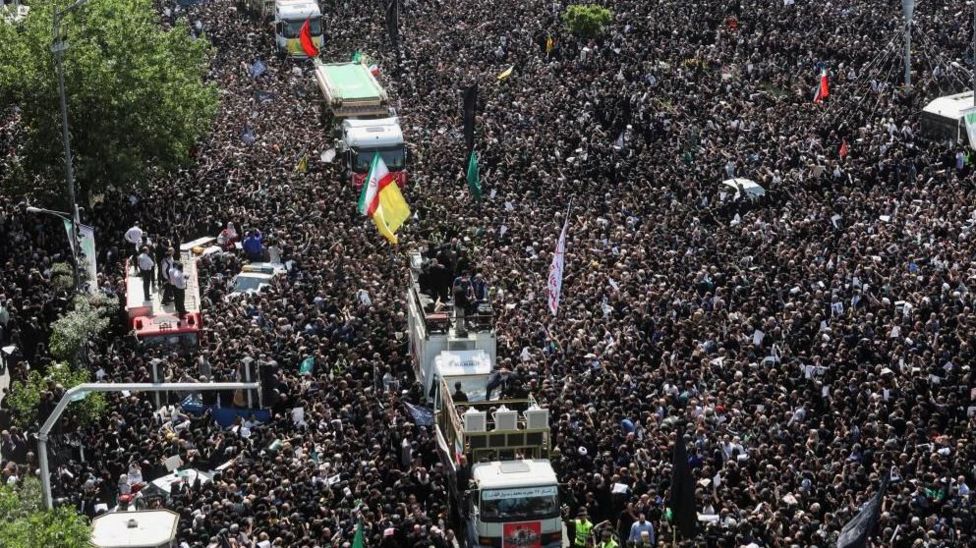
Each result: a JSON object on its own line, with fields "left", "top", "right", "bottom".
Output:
{"left": 572, "top": 507, "right": 593, "bottom": 548}
{"left": 596, "top": 528, "right": 619, "bottom": 548}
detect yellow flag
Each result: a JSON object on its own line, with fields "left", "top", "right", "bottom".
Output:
{"left": 545, "top": 36, "right": 554, "bottom": 55}
{"left": 497, "top": 65, "right": 514, "bottom": 81}
{"left": 295, "top": 154, "right": 308, "bottom": 174}
{"left": 370, "top": 180, "right": 410, "bottom": 244}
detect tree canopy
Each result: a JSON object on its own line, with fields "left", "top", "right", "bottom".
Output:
{"left": 0, "top": 0, "right": 218, "bottom": 202}
{"left": 0, "top": 478, "right": 91, "bottom": 548}
{"left": 562, "top": 4, "right": 614, "bottom": 39}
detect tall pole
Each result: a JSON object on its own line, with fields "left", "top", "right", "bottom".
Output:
{"left": 972, "top": 0, "right": 975, "bottom": 106}
{"left": 903, "top": 0, "right": 914, "bottom": 88}
{"left": 53, "top": 2, "right": 87, "bottom": 293}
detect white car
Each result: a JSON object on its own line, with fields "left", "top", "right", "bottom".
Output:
{"left": 228, "top": 262, "right": 287, "bottom": 297}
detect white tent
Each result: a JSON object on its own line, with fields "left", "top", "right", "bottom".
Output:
{"left": 721, "top": 178, "right": 765, "bottom": 200}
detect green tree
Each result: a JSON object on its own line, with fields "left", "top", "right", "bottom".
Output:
{"left": 0, "top": 478, "right": 91, "bottom": 548}
{"left": 561, "top": 4, "right": 614, "bottom": 39}
{"left": 48, "top": 293, "right": 116, "bottom": 363}
{"left": 5, "top": 361, "right": 107, "bottom": 428}
{"left": 0, "top": 0, "right": 218, "bottom": 202}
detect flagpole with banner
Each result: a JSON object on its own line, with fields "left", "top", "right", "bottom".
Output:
{"left": 546, "top": 200, "right": 572, "bottom": 316}
{"left": 836, "top": 474, "right": 890, "bottom": 548}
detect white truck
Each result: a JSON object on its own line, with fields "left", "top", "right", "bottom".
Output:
{"left": 243, "top": 0, "right": 323, "bottom": 58}
{"left": 405, "top": 250, "right": 562, "bottom": 548}
{"left": 314, "top": 60, "right": 408, "bottom": 187}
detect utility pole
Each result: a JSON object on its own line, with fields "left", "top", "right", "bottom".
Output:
{"left": 902, "top": 0, "right": 914, "bottom": 88}
{"left": 52, "top": 0, "right": 91, "bottom": 292}
{"left": 37, "top": 381, "right": 261, "bottom": 509}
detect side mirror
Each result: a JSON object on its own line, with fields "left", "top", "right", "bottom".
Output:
{"left": 274, "top": 22, "right": 282, "bottom": 35}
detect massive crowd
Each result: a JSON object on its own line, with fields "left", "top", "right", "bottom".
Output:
{"left": 3, "top": 0, "right": 976, "bottom": 546}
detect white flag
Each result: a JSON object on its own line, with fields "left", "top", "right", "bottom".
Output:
{"left": 547, "top": 214, "right": 571, "bottom": 316}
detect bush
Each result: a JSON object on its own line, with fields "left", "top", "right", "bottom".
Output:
{"left": 562, "top": 4, "right": 613, "bottom": 39}
{"left": 5, "top": 362, "right": 107, "bottom": 428}
{"left": 0, "top": 478, "right": 90, "bottom": 548}
{"left": 48, "top": 294, "right": 114, "bottom": 363}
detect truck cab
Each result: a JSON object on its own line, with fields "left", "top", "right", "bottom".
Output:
{"left": 272, "top": 0, "right": 323, "bottom": 58}
{"left": 468, "top": 461, "right": 562, "bottom": 548}
{"left": 340, "top": 117, "right": 407, "bottom": 187}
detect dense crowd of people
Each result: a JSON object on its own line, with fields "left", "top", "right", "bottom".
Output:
{"left": 3, "top": 0, "right": 976, "bottom": 546}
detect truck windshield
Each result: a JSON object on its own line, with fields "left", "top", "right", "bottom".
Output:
{"left": 354, "top": 147, "right": 406, "bottom": 172}
{"left": 283, "top": 18, "right": 321, "bottom": 38}
{"left": 480, "top": 486, "right": 559, "bottom": 522}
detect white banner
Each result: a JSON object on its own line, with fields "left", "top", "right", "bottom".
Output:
{"left": 483, "top": 486, "right": 558, "bottom": 501}
{"left": 963, "top": 106, "right": 976, "bottom": 149}
{"left": 546, "top": 215, "right": 570, "bottom": 316}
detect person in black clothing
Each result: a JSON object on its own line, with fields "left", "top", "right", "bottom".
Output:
{"left": 452, "top": 382, "right": 468, "bottom": 402}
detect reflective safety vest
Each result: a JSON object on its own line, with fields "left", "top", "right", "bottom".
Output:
{"left": 573, "top": 518, "right": 593, "bottom": 547}
{"left": 599, "top": 539, "right": 619, "bottom": 548}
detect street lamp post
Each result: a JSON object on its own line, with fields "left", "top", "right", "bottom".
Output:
{"left": 51, "top": 0, "right": 91, "bottom": 292}
{"left": 26, "top": 206, "right": 81, "bottom": 292}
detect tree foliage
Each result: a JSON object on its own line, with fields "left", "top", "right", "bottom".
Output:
{"left": 0, "top": 478, "right": 91, "bottom": 548}
{"left": 562, "top": 4, "right": 613, "bottom": 39}
{"left": 48, "top": 293, "right": 116, "bottom": 363}
{"left": 50, "top": 262, "right": 74, "bottom": 293}
{"left": 0, "top": 0, "right": 218, "bottom": 203}
{"left": 5, "top": 361, "right": 107, "bottom": 428}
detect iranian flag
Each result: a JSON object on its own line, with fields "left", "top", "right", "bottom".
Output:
{"left": 357, "top": 154, "right": 392, "bottom": 215}
{"left": 358, "top": 153, "right": 410, "bottom": 244}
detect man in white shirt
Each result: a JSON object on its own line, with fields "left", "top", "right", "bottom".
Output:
{"left": 136, "top": 247, "right": 155, "bottom": 301}
{"left": 124, "top": 223, "right": 144, "bottom": 273}
{"left": 168, "top": 262, "right": 188, "bottom": 317}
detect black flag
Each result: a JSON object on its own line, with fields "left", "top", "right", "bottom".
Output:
{"left": 836, "top": 476, "right": 889, "bottom": 548}
{"left": 670, "top": 430, "right": 697, "bottom": 539}
{"left": 386, "top": 0, "right": 399, "bottom": 51}
{"left": 462, "top": 84, "right": 478, "bottom": 152}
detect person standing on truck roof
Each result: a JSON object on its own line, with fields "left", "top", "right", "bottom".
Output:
{"left": 124, "top": 222, "right": 144, "bottom": 274}
{"left": 169, "top": 262, "right": 188, "bottom": 318}
{"left": 160, "top": 247, "right": 176, "bottom": 306}
{"left": 136, "top": 246, "right": 155, "bottom": 302}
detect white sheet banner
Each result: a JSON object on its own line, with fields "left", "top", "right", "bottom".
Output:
{"left": 546, "top": 215, "right": 570, "bottom": 316}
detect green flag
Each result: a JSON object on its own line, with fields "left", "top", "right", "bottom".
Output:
{"left": 351, "top": 50, "right": 362, "bottom": 63}
{"left": 299, "top": 356, "right": 315, "bottom": 375}
{"left": 352, "top": 520, "right": 365, "bottom": 548}
{"left": 466, "top": 150, "right": 481, "bottom": 200}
